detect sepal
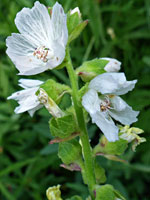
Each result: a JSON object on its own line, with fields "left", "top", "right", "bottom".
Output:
{"left": 76, "top": 59, "right": 108, "bottom": 82}
{"left": 58, "top": 139, "right": 82, "bottom": 164}
{"left": 95, "top": 184, "right": 115, "bottom": 200}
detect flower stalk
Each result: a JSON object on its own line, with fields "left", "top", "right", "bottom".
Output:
{"left": 66, "top": 47, "right": 96, "bottom": 199}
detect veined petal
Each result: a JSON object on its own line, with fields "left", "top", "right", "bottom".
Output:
{"left": 109, "top": 96, "right": 139, "bottom": 125}
{"left": 51, "top": 2, "right": 68, "bottom": 46}
{"left": 91, "top": 111, "right": 119, "bottom": 142}
{"left": 19, "top": 79, "right": 43, "bottom": 88}
{"left": 15, "top": 1, "right": 52, "bottom": 44}
{"left": 89, "top": 73, "right": 137, "bottom": 95}
{"left": 82, "top": 89, "right": 100, "bottom": 115}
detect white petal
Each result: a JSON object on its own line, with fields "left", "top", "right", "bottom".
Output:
{"left": 14, "top": 95, "right": 40, "bottom": 114}
{"left": 89, "top": 72, "right": 137, "bottom": 95}
{"left": 91, "top": 111, "right": 119, "bottom": 142}
{"left": 51, "top": 2, "right": 68, "bottom": 46}
{"left": 7, "top": 87, "right": 38, "bottom": 101}
{"left": 82, "top": 89, "right": 100, "bottom": 115}
{"left": 100, "top": 57, "right": 121, "bottom": 72}
{"left": 15, "top": 1, "right": 52, "bottom": 44}
{"left": 28, "top": 104, "right": 43, "bottom": 117}
{"left": 47, "top": 42, "right": 66, "bottom": 69}
{"left": 18, "top": 79, "right": 43, "bottom": 88}
{"left": 6, "top": 33, "right": 49, "bottom": 75}
{"left": 109, "top": 96, "right": 139, "bottom": 125}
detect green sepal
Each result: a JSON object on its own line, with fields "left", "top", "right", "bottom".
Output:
{"left": 95, "top": 185, "right": 115, "bottom": 200}
{"left": 67, "top": 11, "right": 81, "bottom": 35}
{"left": 68, "top": 20, "right": 88, "bottom": 43}
{"left": 78, "top": 83, "right": 89, "bottom": 101}
{"left": 66, "top": 195, "right": 83, "bottom": 200}
{"left": 39, "top": 79, "right": 71, "bottom": 104}
{"left": 114, "top": 190, "right": 126, "bottom": 200}
{"left": 49, "top": 114, "right": 78, "bottom": 139}
{"left": 93, "top": 136, "right": 128, "bottom": 156}
{"left": 76, "top": 59, "right": 108, "bottom": 82}
{"left": 58, "top": 139, "right": 82, "bottom": 164}
{"left": 94, "top": 161, "right": 106, "bottom": 184}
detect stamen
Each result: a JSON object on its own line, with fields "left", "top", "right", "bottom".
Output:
{"left": 33, "top": 46, "right": 54, "bottom": 63}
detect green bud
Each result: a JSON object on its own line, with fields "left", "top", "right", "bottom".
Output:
{"left": 58, "top": 139, "right": 82, "bottom": 164}
{"left": 76, "top": 59, "right": 108, "bottom": 82}
{"left": 46, "top": 185, "right": 62, "bottom": 200}
{"left": 49, "top": 114, "right": 78, "bottom": 139}
{"left": 67, "top": 8, "right": 88, "bottom": 43}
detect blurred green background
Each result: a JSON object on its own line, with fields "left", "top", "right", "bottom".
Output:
{"left": 0, "top": 0, "right": 150, "bottom": 199}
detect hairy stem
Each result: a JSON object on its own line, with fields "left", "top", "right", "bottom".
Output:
{"left": 66, "top": 48, "right": 96, "bottom": 199}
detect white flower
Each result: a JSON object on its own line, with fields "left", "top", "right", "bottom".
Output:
{"left": 100, "top": 57, "right": 121, "bottom": 72}
{"left": 7, "top": 79, "right": 43, "bottom": 116}
{"left": 6, "top": 1, "right": 68, "bottom": 75}
{"left": 82, "top": 73, "right": 139, "bottom": 142}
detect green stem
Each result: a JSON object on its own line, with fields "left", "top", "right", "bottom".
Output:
{"left": 66, "top": 48, "right": 96, "bottom": 199}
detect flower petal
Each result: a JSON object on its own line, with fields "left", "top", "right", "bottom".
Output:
{"left": 51, "top": 2, "right": 68, "bottom": 46}
{"left": 28, "top": 104, "right": 43, "bottom": 117}
{"left": 89, "top": 72, "right": 137, "bottom": 95}
{"left": 91, "top": 111, "right": 119, "bottom": 142}
{"left": 100, "top": 57, "right": 121, "bottom": 72}
{"left": 82, "top": 89, "right": 100, "bottom": 115}
{"left": 18, "top": 79, "right": 43, "bottom": 89}
{"left": 109, "top": 96, "right": 139, "bottom": 125}
{"left": 6, "top": 33, "right": 49, "bottom": 75}
{"left": 15, "top": 1, "right": 52, "bottom": 44}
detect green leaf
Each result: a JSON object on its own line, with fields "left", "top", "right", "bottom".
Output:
{"left": 96, "top": 185, "right": 115, "bottom": 200}
{"left": 76, "top": 59, "right": 108, "bottom": 82}
{"left": 94, "top": 161, "right": 106, "bottom": 184}
{"left": 58, "top": 139, "right": 82, "bottom": 164}
{"left": 49, "top": 114, "right": 77, "bottom": 139}
{"left": 39, "top": 79, "right": 71, "bottom": 104}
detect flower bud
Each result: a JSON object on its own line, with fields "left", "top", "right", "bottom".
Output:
{"left": 100, "top": 57, "right": 121, "bottom": 72}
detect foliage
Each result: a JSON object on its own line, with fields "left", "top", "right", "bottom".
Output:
{"left": 0, "top": 0, "right": 150, "bottom": 199}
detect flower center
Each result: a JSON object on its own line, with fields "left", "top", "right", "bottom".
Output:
{"left": 33, "top": 46, "right": 54, "bottom": 63}
{"left": 100, "top": 99, "right": 111, "bottom": 112}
